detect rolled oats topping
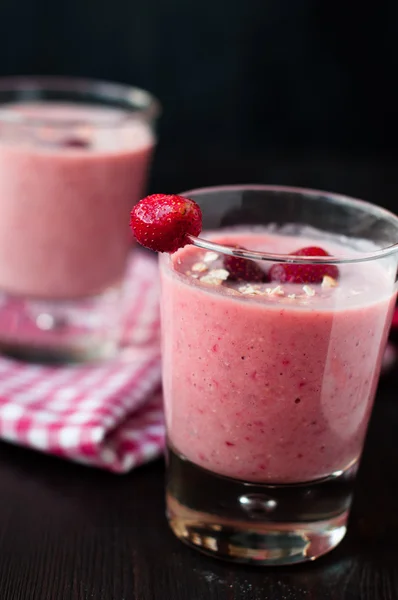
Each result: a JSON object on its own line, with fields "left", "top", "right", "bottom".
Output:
{"left": 200, "top": 268, "right": 230, "bottom": 286}
{"left": 203, "top": 251, "right": 219, "bottom": 263}
{"left": 321, "top": 275, "right": 338, "bottom": 288}
{"left": 191, "top": 262, "right": 208, "bottom": 273}
{"left": 268, "top": 285, "right": 284, "bottom": 296}
{"left": 302, "top": 285, "right": 315, "bottom": 297}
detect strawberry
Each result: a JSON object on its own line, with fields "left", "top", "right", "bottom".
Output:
{"left": 223, "top": 246, "right": 267, "bottom": 282}
{"left": 269, "top": 246, "right": 339, "bottom": 284}
{"left": 130, "top": 194, "right": 202, "bottom": 253}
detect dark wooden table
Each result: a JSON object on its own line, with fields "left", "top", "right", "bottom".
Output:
{"left": 0, "top": 370, "right": 396, "bottom": 600}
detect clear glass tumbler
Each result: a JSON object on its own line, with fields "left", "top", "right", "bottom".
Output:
{"left": 0, "top": 76, "right": 159, "bottom": 363}
{"left": 160, "top": 185, "right": 398, "bottom": 565}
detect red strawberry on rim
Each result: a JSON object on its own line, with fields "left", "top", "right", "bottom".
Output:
{"left": 269, "top": 246, "right": 339, "bottom": 284}
{"left": 130, "top": 193, "right": 202, "bottom": 253}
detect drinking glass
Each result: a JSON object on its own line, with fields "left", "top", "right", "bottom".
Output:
{"left": 0, "top": 76, "right": 159, "bottom": 363}
{"left": 159, "top": 185, "right": 398, "bottom": 565}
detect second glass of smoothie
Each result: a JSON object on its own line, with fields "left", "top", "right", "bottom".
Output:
{"left": 160, "top": 185, "right": 398, "bottom": 565}
{"left": 0, "top": 77, "right": 159, "bottom": 362}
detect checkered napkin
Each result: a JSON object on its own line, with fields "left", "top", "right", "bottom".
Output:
{"left": 0, "top": 251, "right": 165, "bottom": 473}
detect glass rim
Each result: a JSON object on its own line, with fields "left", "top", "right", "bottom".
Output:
{"left": 181, "top": 184, "right": 398, "bottom": 265}
{"left": 0, "top": 76, "right": 161, "bottom": 128}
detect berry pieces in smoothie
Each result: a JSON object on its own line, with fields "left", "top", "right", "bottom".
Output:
{"left": 130, "top": 193, "right": 202, "bottom": 253}
{"left": 269, "top": 246, "right": 339, "bottom": 284}
{"left": 175, "top": 235, "right": 346, "bottom": 307}
{"left": 223, "top": 246, "right": 267, "bottom": 283}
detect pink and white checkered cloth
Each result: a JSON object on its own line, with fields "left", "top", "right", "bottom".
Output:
{"left": 0, "top": 251, "right": 165, "bottom": 473}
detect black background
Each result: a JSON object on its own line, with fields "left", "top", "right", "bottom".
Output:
{"left": 0, "top": 5, "right": 398, "bottom": 597}
{"left": 1, "top": 0, "right": 398, "bottom": 205}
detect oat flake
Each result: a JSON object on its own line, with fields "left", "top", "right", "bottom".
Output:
{"left": 321, "top": 275, "right": 338, "bottom": 288}
{"left": 192, "top": 262, "right": 208, "bottom": 273}
{"left": 200, "top": 268, "right": 229, "bottom": 286}
{"left": 203, "top": 251, "right": 219, "bottom": 263}
{"left": 269, "top": 285, "right": 284, "bottom": 296}
{"left": 303, "top": 285, "right": 315, "bottom": 297}
{"left": 238, "top": 284, "right": 261, "bottom": 295}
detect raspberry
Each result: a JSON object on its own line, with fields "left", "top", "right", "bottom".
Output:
{"left": 223, "top": 246, "right": 267, "bottom": 282}
{"left": 269, "top": 246, "right": 339, "bottom": 284}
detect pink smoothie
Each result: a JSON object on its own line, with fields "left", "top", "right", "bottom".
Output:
{"left": 0, "top": 102, "right": 154, "bottom": 298}
{"left": 160, "top": 231, "right": 396, "bottom": 484}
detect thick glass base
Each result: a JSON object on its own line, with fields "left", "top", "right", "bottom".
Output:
{"left": 0, "top": 285, "right": 123, "bottom": 364}
{"left": 166, "top": 446, "right": 357, "bottom": 565}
